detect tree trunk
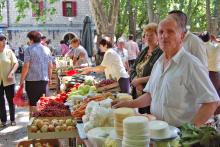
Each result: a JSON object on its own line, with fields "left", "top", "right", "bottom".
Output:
{"left": 89, "top": 0, "right": 120, "bottom": 41}
{"left": 128, "top": 0, "right": 137, "bottom": 40}
{"left": 146, "top": 0, "right": 154, "bottom": 23}
{"left": 186, "top": 0, "right": 192, "bottom": 27}
{"left": 206, "top": 0, "right": 212, "bottom": 33}
{"left": 214, "top": 0, "right": 220, "bottom": 34}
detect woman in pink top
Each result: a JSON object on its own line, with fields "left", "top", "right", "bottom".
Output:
{"left": 60, "top": 40, "right": 70, "bottom": 56}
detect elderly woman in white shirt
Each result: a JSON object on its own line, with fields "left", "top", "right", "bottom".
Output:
{"left": 82, "top": 38, "right": 130, "bottom": 93}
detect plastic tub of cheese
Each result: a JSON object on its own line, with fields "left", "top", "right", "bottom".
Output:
{"left": 87, "top": 127, "right": 114, "bottom": 147}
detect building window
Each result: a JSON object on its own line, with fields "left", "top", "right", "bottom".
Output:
{"left": 62, "top": 1, "right": 77, "bottom": 17}
{"left": 32, "top": 0, "right": 45, "bottom": 17}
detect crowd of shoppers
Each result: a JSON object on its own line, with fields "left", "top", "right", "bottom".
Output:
{"left": 1, "top": 9, "right": 220, "bottom": 128}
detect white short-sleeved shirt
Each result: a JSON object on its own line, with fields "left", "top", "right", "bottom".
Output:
{"left": 143, "top": 48, "right": 219, "bottom": 127}
{"left": 101, "top": 49, "right": 129, "bottom": 80}
{"left": 183, "top": 31, "right": 208, "bottom": 67}
{"left": 205, "top": 42, "right": 220, "bottom": 72}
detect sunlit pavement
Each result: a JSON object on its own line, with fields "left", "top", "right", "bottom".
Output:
{"left": 0, "top": 74, "right": 71, "bottom": 147}
{"left": 0, "top": 106, "right": 29, "bottom": 147}
{"left": 0, "top": 74, "right": 29, "bottom": 147}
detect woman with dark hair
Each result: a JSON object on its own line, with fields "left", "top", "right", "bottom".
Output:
{"left": 82, "top": 37, "right": 130, "bottom": 93}
{"left": 20, "top": 31, "right": 52, "bottom": 113}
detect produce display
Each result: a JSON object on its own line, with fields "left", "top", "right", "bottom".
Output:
{"left": 17, "top": 139, "right": 60, "bottom": 147}
{"left": 83, "top": 99, "right": 114, "bottom": 132}
{"left": 96, "top": 79, "right": 116, "bottom": 87}
{"left": 179, "top": 123, "right": 220, "bottom": 147}
{"left": 68, "top": 84, "right": 96, "bottom": 97}
{"left": 71, "top": 93, "right": 114, "bottom": 119}
{"left": 71, "top": 95, "right": 105, "bottom": 119}
{"left": 18, "top": 142, "right": 54, "bottom": 147}
{"left": 33, "top": 100, "right": 71, "bottom": 117}
{"left": 95, "top": 79, "right": 120, "bottom": 92}
{"left": 38, "top": 92, "right": 68, "bottom": 105}
{"left": 29, "top": 117, "right": 75, "bottom": 133}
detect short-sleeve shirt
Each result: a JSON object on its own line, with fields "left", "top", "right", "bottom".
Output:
{"left": 205, "top": 42, "right": 220, "bottom": 72}
{"left": 66, "top": 45, "right": 89, "bottom": 65}
{"left": 143, "top": 48, "right": 219, "bottom": 127}
{"left": 114, "top": 48, "right": 128, "bottom": 65}
{"left": 101, "top": 49, "right": 129, "bottom": 81}
{"left": 125, "top": 40, "right": 140, "bottom": 60}
{"left": 183, "top": 31, "right": 208, "bottom": 67}
{"left": 0, "top": 48, "right": 18, "bottom": 86}
{"left": 24, "top": 43, "right": 52, "bottom": 81}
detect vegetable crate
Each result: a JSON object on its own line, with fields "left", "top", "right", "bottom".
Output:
{"left": 16, "top": 139, "right": 61, "bottom": 147}
{"left": 27, "top": 117, "right": 78, "bottom": 139}
{"left": 49, "top": 68, "right": 58, "bottom": 90}
{"left": 96, "top": 82, "right": 120, "bottom": 92}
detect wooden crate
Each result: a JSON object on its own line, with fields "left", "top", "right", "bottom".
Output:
{"left": 27, "top": 117, "right": 78, "bottom": 139}
{"left": 96, "top": 82, "right": 120, "bottom": 92}
{"left": 16, "top": 139, "right": 61, "bottom": 147}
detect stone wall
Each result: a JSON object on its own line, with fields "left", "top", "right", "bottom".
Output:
{"left": 0, "top": 0, "right": 94, "bottom": 50}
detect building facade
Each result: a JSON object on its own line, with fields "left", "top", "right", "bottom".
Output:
{"left": 0, "top": 0, "right": 95, "bottom": 50}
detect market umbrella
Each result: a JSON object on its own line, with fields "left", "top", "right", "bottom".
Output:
{"left": 81, "top": 16, "right": 93, "bottom": 57}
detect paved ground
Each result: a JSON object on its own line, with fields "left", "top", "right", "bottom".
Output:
{"left": 0, "top": 106, "right": 29, "bottom": 147}
{"left": 0, "top": 74, "right": 69, "bottom": 147}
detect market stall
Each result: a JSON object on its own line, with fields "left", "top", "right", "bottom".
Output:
{"left": 19, "top": 56, "right": 220, "bottom": 147}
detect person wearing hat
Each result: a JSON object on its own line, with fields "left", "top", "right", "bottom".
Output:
{"left": 114, "top": 38, "right": 129, "bottom": 71}
{"left": 0, "top": 34, "right": 18, "bottom": 127}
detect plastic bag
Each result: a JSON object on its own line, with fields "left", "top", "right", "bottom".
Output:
{"left": 89, "top": 106, "right": 113, "bottom": 127}
{"left": 13, "top": 84, "right": 28, "bottom": 107}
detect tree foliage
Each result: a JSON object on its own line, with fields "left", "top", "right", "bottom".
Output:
{"left": 0, "top": 0, "right": 219, "bottom": 36}
{"left": 11, "top": 0, "right": 57, "bottom": 23}
{"left": 115, "top": 0, "right": 219, "bottom": 38}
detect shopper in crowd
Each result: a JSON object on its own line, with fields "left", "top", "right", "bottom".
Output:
{"left": 199, "top": 31, "right": 220, "bottom": 114}
{"left": 18, "top": 46, "right": 24, "bottom": 61}
{"left": 81, "top": 38, "right": 130, "bottom": 93}
{"left": 41, "top": 35, "right": 47, "bottom": 46}
{"left": 125, "top": 34, "right": 140, "bottom": 67}
{"left": 113, "top": 16, "right": 219, "bottom": 127}
{"left": 20, "top": 31, "right": 52, "bottom": 111}
{"left": 45, "top": 39, "right": 55, "bottom": 56}
{"left": 211, "top": 34, "right": 220, "bottom": 44}
{"left": 65, "top": 37, "right": 89, "bottom": 66}
{"left": 114, "top": 38, "right": 129, "bottom": 71}
{"left": 168, "top": 10, "right": 208, "bottom": 66}
{"left": 0, "top": 34, "right": 18, "bottom": 127}
{"left": 60, "top": 40, "right": 70, "bottom": 56}
{"left": 130, "top": 23, "right": 163, "bottom": 114}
